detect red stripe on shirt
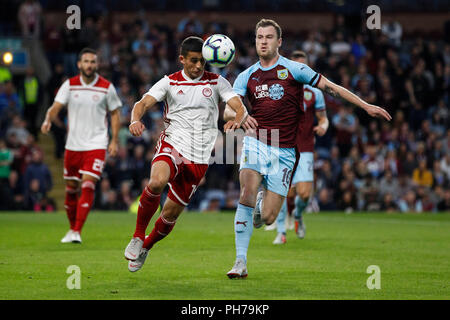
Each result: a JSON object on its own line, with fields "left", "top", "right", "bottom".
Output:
{"left": 169, "top": 82, "right": 217, "bottom": 86}
{"left": 69, "top": 88, "right": 108, "bottom": 93}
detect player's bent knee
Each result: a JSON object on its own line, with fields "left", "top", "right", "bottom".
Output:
{"left": 297, "top": 187, "right": 311, "bottom": 201}
{"left": 239, "top": 186, "right": 257, "bottom": 207}
{"left": 148, "top": 177, "right": 168, "bottom": 194}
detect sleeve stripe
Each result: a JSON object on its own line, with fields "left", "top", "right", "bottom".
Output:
{"left": 309, "top": 73, "right": 318, "bottom": 86}
{"left": 310, "top": 73, "right": 322, "bottom": 87}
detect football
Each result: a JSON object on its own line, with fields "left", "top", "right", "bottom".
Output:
{"left": 202, "top": 34, "right": 236, "bottom": 68}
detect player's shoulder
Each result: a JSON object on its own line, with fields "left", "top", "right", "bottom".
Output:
{"left": 68, "top": 75, "right": 81, "bottom": 86}
{"left": 200, "top": 71, "right": 220, "bottom": 82}
{"left": 167, "top": 70, "right": 186, "bottom": 82}
{"left": 279, "top": 56, "right": 307, "bottom": 72}
{"left": 235, "top": 61, "right": 260, "bottom": 83}
{"left": 94, "top": 75, "right": 111, "bottom": 89}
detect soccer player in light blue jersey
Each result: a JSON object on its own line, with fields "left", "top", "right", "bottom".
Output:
{"left": 224, "top": 19, "right": 391, "bottom": 278}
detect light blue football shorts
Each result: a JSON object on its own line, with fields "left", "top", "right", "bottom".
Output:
{"left": 291, "top": 152, "right": 314, "bottom": 185}
{"left": 239, "top": 136, "right": 296, "bottom": 197}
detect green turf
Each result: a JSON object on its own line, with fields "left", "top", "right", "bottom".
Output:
{"left": 0, "top": 211, "right": 449, "bottom": 300}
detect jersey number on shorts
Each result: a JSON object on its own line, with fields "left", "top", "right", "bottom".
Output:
{"left": 282, "top": 168, "right": 292, "bottom": 188}
{"left": 92, "top": 159, "right": 105, "bottom": 172}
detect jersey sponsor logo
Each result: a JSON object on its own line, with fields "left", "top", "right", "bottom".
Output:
{"left": 254, "top": 84, "right": 269, "bottom": 99}
{"left": 177, "top": 89, "right": 184, "bottom": 95}
{"left": 202, "top": 87, "right": 212, "bottom": 97}
{"left": 304, "top": 91, "right": 312, "bottom": 101}
{"left": 277, "top": 69, "right": 288, "bottom": 80}
{"left": 268, "top": 84, "right": 284, "bottom": 100}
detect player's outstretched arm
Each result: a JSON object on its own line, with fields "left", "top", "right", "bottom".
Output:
{"left": 41, "top": 101, "right": 65, "bottom": 134}
{"left": 313, "top": 109, "right": 329, "bottom": 136}
{"left": 223, "top": 97, "right": 258, "bottom": 132}
{"left": 129, "top": 94, "right": 158, "bottom": 137}
{"left": 317, "top": 76, "right": 392, "bottom": 121}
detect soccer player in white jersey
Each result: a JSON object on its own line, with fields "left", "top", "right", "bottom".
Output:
{"left": 124, "top": 36, "right": 255, "bottom": 272}
{"left": 41, "top": 48, "right": 122, "bottom": 243}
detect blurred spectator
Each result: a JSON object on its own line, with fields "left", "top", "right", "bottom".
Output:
{"left": 24, "top": 178, "right": 43, "bottom": 210}
{"left": 381, "top": 18, "right": 402, "bottom": 47}
{"left": 398, "top": 190, "right": 423, "bottom": 213}
{"left": 380, "top": 193, "right": 398, "bottom": 212}
{"left": 118, "top": 181, "right": 134, "bottom": 210}
{"left": 20, "top": 66, "right": 42, "bottom": 139}
{"left": 337, "top": 190, "right": 357, "bottom": 213}
{"left": 332, "top": 105, "right": 357, "bottom": 157}
{"left": 0, "top": 82, "right": 22, "bottom": 136}
{"left": 177, "top": 11, "right": 204, "bottom": 37}
{"left": 6, "top": 115, "right": 30, "bottom": 146}
{"left": 317, "top": 188, "right": 336, "bottom": 211}
{"left": 4, "top": 170, "right": 25, "bottom": 210}
{"left": 379, "top": 170, "right": 399, "bottom": 198}
{"left": 440, "top": 154, "right": 450, "bottom": 181}
{"left": 24, "top": 150, "right": 52, "bottom": 196}
{"left": 437, "top": 190, "right": 450, "bottom": 211}
{"left": 412, "top": 159, "right": 433, "bottom": 188}
{"left": 18, "top": 0, "right": 42, "bottom": 38}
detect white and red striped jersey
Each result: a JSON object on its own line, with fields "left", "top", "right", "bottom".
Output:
{"left": 54, "top": 74, "right": 122, "bottom": 151}
{"left": 145, "top": 70, "right": 237, "bottom": 164}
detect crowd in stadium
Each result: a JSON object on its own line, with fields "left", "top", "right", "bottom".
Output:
{"left": 0, "top": 1, "right": 449, "bottom": 213}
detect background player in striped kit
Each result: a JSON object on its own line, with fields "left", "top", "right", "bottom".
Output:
{"left": 224, "top": 19, "right": 391, "bottom": 278}
{"left": 41, "top": 48, "right": 122, "bottom": 243}
{"left": 123, "top": 36, "right": 257, "bottom": 272}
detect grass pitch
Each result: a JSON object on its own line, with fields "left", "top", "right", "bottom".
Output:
{"left": 0, "top": 211, "right": 449, "bottom": 300}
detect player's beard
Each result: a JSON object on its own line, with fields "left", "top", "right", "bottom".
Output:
{"left": 257, "top": 46, "right": 277, "bottom": 61}
{"left": 80, "top": 67, "right": 97, "bottom": 80}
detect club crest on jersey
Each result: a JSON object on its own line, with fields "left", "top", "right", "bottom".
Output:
{"left": 277, "top": 69, "right": 288, "bottom": 80}
{"left": 202, "top": 88, "right": 212, "bottom": 97}
{"left": 304, "top": 91, "right": 312, "bottom": 101}
{"left": 269, "top": 84, "right": 284, "bottom": 100}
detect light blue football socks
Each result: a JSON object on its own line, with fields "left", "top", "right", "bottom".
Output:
{"left": 294, "top": 195, "right": 308, "bottom": 221}
{"left": 234, "top": 203, "right": 254, "bottom": 263}
{"left": 276, "top": 199, "right": 287, "bottom": 235}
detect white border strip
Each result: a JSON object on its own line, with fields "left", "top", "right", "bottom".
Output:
{"left": 167, "top": 182, "right": 188, "bottom": 206}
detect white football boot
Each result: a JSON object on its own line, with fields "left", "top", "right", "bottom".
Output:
{"left": 124, "top": 237, "right": 144, "bottom": 261}
{"left": 71, "top": 231, "right": 82, "bottom": 243}
{"left": 61, "top": 230, "right": 74, "bottom": 243}
{"left": 128, "top": 248, "right": 149, "bottom": 272}
{"left": 273, "top": 232, "right": 287, "bottom": 245}
{"left": 227, "top": 258, "right": 248, "bottom": 279}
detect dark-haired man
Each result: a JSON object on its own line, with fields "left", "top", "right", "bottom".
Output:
{"left": 41, "top": 48, "right": 122, "bottom": 243}
{"left": 123, "top": 36, "right": 256, "bottom": 272}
